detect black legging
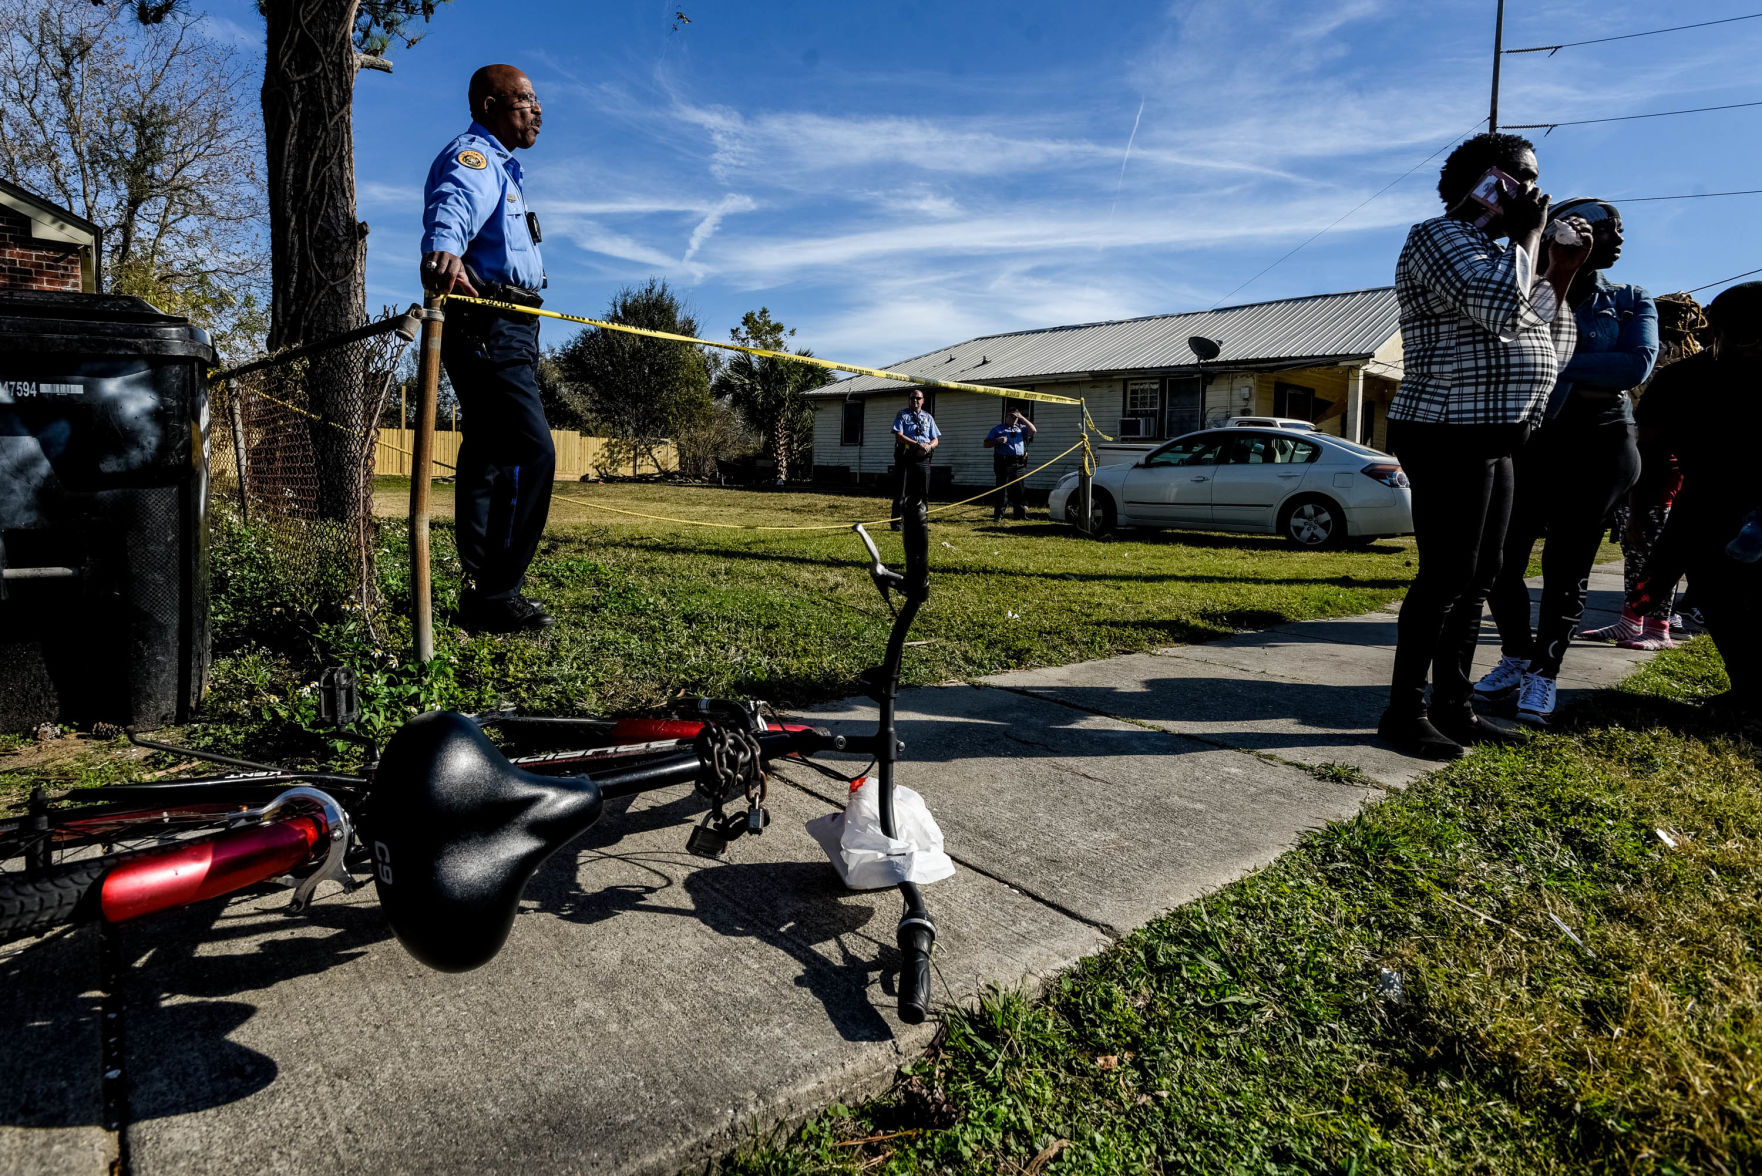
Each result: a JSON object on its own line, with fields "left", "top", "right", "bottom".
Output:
{"left": 1387, "top": 419, "right": 1529, "bottom": 718}
{"left": 1486, "top": 418, "right": 1640, "bottom": 677}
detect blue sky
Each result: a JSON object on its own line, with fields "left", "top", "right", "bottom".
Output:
{"left": 202, "top": 0, "right": 1761, "bottom": 366}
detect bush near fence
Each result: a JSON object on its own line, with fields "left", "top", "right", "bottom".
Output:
{"left": 372, "top": 429, "right": 677, "bottom": 480}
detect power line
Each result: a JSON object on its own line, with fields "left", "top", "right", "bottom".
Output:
{"left": 1687, "top": 265, "right": 1762, "bottom": 294}
{"left": 1507, "top": 98, "right": 1762, "bottom": 133}
{"left": 1506, "top": 11, "right": 1762, "bottom": 54}
{"left": 1611, "top": 188, "right": 1762, "bottom": 203}
{"left": 1207, "top": 120, "right": 1482, "bottom": 309}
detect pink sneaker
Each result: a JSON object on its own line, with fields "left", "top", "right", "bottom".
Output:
{"left": 1582, "top": 607, "right": 1642, "bottom": 643}
{"left": 1619, "top": 616, "right": 1676, "bottom": 651}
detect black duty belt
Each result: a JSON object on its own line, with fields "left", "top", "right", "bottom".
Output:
{"left": 478, "top": 282, "right": 543, "bottom": 308}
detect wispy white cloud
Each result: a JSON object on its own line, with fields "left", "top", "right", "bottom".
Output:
{"left": 683, "top": 193, "right": 758, "bottom": 264}
{"left": 1110, "top": 99, "right": 1145, "bottom": 216}
{"left": 359, "top": 181, "right": 422, "bottom": 208}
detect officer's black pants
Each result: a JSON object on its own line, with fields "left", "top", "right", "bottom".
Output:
{"left": 893, "top": 456, "right": 932, "bottom": 522}
{"left": 1386, "top": 419, "right": 1529, "bottom": 717}
{"left": 993, "top": 454, "right": 1027, "bottom": 515}
{"left": 441, "top": 307, "right": 554, "bottom": 601}
{"left": 1486, "top": 418, "right": 1640, "bottom": 677}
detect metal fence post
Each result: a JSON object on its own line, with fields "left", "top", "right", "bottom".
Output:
{"left": 226, "top": 380, "right": 250, "bottom": 525}
{"left": 410, "top": 296, "right": 443, "bottom": 663}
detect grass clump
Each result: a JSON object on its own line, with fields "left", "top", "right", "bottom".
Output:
{"left": 722, "top": 639, "right": 1762, "bottom": 1175}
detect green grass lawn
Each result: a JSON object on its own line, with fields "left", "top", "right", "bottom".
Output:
{"left": 718, "top": 638, "right": 1758, "bottom": 1176}
{"left": 9, "top": 478, "right": 1613, "bottom": 788}
{"left": 369, "top": 478, "right": 1420, "bottom": 709}
{"left": 11, "top": 479, "right": 1426, "bottom": 795}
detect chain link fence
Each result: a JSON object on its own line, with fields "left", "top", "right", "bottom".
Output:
{"left": 207, "top": 309, "right": 420, "bottom": 623}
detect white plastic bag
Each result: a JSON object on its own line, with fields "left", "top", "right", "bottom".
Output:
{"left": 804, "top": 777, "right": 955, "bottom": 890}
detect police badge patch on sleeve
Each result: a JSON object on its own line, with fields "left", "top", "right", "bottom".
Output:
{"left": 457, "top": 150, "right": 488, "bottom": 170}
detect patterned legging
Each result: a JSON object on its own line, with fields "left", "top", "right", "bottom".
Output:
{"left": 1617, "top": 500, "right": 1678, "bottom": 620}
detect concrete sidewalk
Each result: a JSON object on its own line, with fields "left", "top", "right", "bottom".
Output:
{"left": 0, "top": 564, "right": 1662, "bottom": 1175}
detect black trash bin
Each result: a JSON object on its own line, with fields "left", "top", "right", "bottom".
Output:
{"left": 0, "top": 291, "right": 215, "bottom": 732}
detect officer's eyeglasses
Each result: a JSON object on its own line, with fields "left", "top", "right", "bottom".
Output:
{"left": 499, "top": 93, "right": 542, "bottom": 111}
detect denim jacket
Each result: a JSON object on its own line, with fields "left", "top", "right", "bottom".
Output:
{"left": 1544, "top": 274, "right": 1659, "bottom": 420}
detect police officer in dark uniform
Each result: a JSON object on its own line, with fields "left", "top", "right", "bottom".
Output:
{"left": 420, "top": 64, "right": 554, "bottom": 634}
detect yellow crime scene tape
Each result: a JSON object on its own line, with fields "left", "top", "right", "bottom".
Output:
{"left": 222, "top": 292, "right": 1110, "bottom": 534}
{"left": 441, "top": 294, "right": 1087, "bottom": 406}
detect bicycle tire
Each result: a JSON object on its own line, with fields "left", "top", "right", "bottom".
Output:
{"left": 0, "top": 852, "right": 132, "bottom": 944}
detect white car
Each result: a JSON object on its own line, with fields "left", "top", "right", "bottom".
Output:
{"left": 1049, "top": 427, "right": 1412, "bottom": 548}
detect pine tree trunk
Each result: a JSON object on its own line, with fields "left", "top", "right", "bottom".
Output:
{"left": 261, "top": 0, "right": 373, "bottom": 600}
{"left": 262, "top": 0, "right": 365, "bottom": 350}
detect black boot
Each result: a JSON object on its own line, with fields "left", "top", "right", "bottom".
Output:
{"left": 1376, "top": 708, "right": 1464, "bottom": 760}
{"left": 1431, "top": 703, "right": 1528, "bottom": 748}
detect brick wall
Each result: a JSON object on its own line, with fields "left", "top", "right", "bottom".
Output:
{"left": 0, "top": 206, "right": 84, "bottom": 292}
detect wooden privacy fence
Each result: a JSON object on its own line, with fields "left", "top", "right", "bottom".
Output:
{"left": 373, "top": 429, "right": 677, "bottom": 480}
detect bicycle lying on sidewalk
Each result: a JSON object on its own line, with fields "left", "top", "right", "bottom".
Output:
{"left": 0, "top": 510, "right": 942, "bottom": 1023}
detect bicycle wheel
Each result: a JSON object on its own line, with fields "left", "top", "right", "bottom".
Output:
{"left": 0, "top": 794, "right": 328, "bottom": 945}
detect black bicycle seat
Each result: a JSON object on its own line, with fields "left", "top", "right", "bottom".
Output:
{"left": 367, "top": 710, "right": 604, "bottom": 972}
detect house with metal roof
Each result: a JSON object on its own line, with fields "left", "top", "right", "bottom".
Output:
{"left": 807, "top": 287, "right": 1404, "bottom": 494}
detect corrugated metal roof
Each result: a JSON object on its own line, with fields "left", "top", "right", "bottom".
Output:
{"left": 807, "top": 287, "right": 1399, "bottom": 398}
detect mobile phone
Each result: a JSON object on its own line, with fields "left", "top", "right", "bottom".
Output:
{"left": 1466, "top": 167, "right": 1520, "bottom": 228}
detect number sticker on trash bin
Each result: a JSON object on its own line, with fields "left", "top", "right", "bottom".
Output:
{"left": 0, "top": 380, "right": 83, "bottom": 402}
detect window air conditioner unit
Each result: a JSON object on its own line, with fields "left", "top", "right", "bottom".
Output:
{"left": 1116, "top": 417, "right": 1146, "bottom": 438}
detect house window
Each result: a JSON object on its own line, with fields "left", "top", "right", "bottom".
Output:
{"left": 1124, "top": 378, "right": 1161, "bottom": 437}
{"left": 1273, "top": 381, "right": 1317, "bottom": 421}
{"left": 841, "top": 400, "right": 863, "bottom": 446}
{"left": 1360, "top": 402, "right": 1377, "bottom": 447}
{"left": 919, "top": 389, "right": 937, "bottom": 418}
{"left": 1004, "top": 397, "right": 1035, "bottom": 422}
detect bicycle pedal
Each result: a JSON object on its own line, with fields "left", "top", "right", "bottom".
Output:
{"left": 686, "top": 817, "right": 729, "bottom": 859}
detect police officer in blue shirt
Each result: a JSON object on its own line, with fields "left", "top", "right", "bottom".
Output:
{"left": 983, "top": 407, "right": 1037, "bottom": 521}
{"left": 891, "top": 390, "right": 940, "bottom": 531}
{"left": 420, "top": 64, "right": 554, "bottom": 634}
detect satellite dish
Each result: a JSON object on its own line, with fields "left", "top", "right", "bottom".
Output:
{"left": 1187, "top": 336, "right": 1222, "bottom": 362}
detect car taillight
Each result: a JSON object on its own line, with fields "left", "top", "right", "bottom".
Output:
{"left": 1361, "top": 462, "right": 1409, "bottom": 488}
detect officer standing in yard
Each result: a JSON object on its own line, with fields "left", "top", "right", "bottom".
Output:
{"left": 891, "top": 389, "right": 940, "bottom": 530}
{"left": 983, "top": 407, "right": 1036, "bottom": 521}
{"left": 420, "top": 63, "right": 554, "bottom": 634}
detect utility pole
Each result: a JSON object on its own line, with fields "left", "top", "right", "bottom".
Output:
{"left": 1489, "top": 0, "right": 1506, "bottom": 132}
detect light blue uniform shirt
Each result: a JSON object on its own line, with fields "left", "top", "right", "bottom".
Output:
{"left": 421, "top": 121, "right": 544, "bottom": 290}
{"left": 985, "top": 422, "right": 1030, "bottom": 457}
{"left": 893, "top": 408, "right": 940, "bottom": 445}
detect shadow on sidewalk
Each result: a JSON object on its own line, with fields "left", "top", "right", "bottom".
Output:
{"left": 524, "top": 794, "right": 898, "bottom": 1045}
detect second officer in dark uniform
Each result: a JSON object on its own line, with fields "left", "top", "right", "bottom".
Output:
{"left": 420, "top": 63, "right": 554, "bottom": 634}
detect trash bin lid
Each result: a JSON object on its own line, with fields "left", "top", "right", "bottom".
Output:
{"left": 0, "top": 291, "right": 215, "bottom": 362}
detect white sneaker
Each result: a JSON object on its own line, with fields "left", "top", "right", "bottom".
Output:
{"left": 1516, "top": 672, "right": 1557, "bottom": 727}
{"left": 1474, "top": 654, "right": 1528, "bottom": 698}
{"left": 1669, "top": 613, "right": 1685, "bottom": 633}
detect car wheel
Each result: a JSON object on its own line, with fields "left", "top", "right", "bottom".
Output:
{"left": 1280, "top": 495, "right": 1344, "bottom": 549}
{"left": 1064, "top": 488, "right": 1116, "bottom": 538}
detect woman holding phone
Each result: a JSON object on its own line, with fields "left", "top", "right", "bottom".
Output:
{"left": 1376, "top": 132, "right": 1593, "bottom": 761}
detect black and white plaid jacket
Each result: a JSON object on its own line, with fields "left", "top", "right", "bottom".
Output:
{"left": 1388, "top": 216, "right": 1577, "bottom": 426}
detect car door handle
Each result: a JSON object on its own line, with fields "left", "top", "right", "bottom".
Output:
{"left": 1277, "top": 472, "right": 1301, "bottom": 478}
{"left": 1190, "top": 475, "right": 1209, "bottom": 482}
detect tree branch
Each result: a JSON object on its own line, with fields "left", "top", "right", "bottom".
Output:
{"left": 354, "top": 51, "right": 393, "bottom": 73}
